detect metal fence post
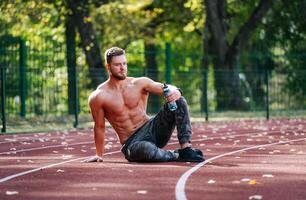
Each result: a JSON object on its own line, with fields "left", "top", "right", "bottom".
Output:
{"left": 204, "top": 70, "right": 208, "bottom": 121}
{"left": 66, "top": 16, "right": 79, "bottom": 128}
{"left": 73, "top": 68, "right": 79, "bottom": 128}
{"left": 19, "top": 39, "right": 27, "bottom": 117}
{"left": 265, "top": 68, "right": 270, "bottom": 120}
{"left": 165, "top": 43, "right": 172, "bottom": 84}
{"left": 1, "top": 65, "right": 6, "bottom": 133}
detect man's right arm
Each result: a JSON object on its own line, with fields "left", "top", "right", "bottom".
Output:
{"left": 86, "top": 92, "right": 105, "bottom": 162}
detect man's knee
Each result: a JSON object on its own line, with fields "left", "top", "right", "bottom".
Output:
{"left": 127, "top": 141, "right": 176, "bottom": 162}
{"left": 128, "top": 141, "right": 157, "bottom": 161}
{"left": 176, "top": 96, "right": 188, "bottom": 107}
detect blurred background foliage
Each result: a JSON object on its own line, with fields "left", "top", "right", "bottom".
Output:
{"left": 0, "top": 0, "right": 305, "bottom": 132}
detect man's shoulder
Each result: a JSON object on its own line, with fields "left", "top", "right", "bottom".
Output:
{"left": 96, "top": 81, "right": 109, "bottom": 90}
{"left": 89, "top": 84, "right": 107, "bottom": 105}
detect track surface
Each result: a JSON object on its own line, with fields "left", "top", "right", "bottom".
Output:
{"left": 0, "top": 119, "right": 306, "bottom": 200}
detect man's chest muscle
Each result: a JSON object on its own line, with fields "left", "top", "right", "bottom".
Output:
{"left": 104, "top": 89, "right": 144, "bottom": 113}
{"left": 122, "top": 88, "right": 142, "bottom": 108}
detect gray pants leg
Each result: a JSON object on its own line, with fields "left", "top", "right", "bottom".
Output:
{"left": 122, "top": 97, "right": 192, "bottom": 162}
{"left": 127, "top": 141, "right": 178, "bottom": 162}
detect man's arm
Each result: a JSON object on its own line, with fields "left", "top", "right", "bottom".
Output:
{"left": 140, "top": 77, "right": 181, "bottom": 102}
{"left": 86, "top": 92, "right": 105, "bottom": 162}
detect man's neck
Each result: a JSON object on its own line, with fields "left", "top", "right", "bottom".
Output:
{"left": 108, "top": 76, "right": 126, "bottom": 89}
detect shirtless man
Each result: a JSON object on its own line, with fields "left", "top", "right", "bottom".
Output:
{"left": 86, "top": 47, "right": 204, "bottom": 162}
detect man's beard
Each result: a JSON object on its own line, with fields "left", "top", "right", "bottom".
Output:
{"left": 110, "top": 70, "right": 127, "bottom": 80}
{"left": 113, "top": 73, "right": 126, "bottom": 80}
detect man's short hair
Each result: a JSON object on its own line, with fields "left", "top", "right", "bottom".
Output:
{"left": 104, "top": 47, "right": 125, "bottom": 65}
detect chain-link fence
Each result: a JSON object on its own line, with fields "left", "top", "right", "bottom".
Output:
{"left": 1, "top": 36, "right": 305, "bottom": 133}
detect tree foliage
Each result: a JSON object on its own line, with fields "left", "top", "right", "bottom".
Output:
{"left": 0, "top": 0, "right": 305, "bottom": 115}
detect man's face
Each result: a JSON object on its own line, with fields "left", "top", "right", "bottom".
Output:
{"left": 108, "top": 55, "right": 127, "bottom": 80}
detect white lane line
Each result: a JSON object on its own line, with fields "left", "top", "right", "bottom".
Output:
{"left": 186, "top": 129, "right": 300, "bottom": 146}
{"left": 0, "top": 134, "right": 89, "bottom": 145}
{"left": 0, "top": 132, "right": 258, "bottom": 184}
{"left": 0, "top": 141, "right": 93, "bottom": 155}
{"left": 0, "top": 135, "right": 221, "bottom": 155}
{"left": 175, "top": 137, "right": 306, "bottom": 200}
{"left": 0, "top": 130, "right": 87, "bottom": 144}
{"left": 0, "top": 128, "right": 301, "bottom": 155}
{"left": 0, "top": 150, "right": 121, "bottom": 183}
{"left": 0, "top": 126, "right": 296, "bottom": 145}
{"left": 1, "top": 129, "right": 304, "bottom": 185}
{"left": 0, "top": 129, "right": 118, "bottom": 145}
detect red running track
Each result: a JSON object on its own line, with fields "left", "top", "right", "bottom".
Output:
{"left": 0, "top": 119, "right": 306, "bottom": 200}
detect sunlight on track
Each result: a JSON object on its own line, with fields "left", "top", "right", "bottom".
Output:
{"left": 0, "top": 150, "right": 121, "bottom": 183}
{"left": 175, "top": 137, "right": 306, "bottom": 200}
{"left": 0, "top": 141, "right": 93, "bottom": 155}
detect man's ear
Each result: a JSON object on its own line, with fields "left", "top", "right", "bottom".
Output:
{"left": 105, "top": 63, "right": 110, "bottom": 71}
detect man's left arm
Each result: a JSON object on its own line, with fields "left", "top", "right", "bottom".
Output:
{"left": 140, "top": 77, "right": 181, "bottom": 102}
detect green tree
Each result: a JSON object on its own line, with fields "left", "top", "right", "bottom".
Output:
{"left": 64, "top": 0, "right": 108, "bottom": 88}
{"left": 204, "top": 0, "right": 274, "bottom": 110}
{"left": 260, "top": 0, "right": 306, "bottom": 106}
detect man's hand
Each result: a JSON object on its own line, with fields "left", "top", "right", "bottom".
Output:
{"left": 83, "top": 155, "right": 103, "bottom": 162}
{"left": 165, "top": 87, "right": 181, "bottom": 103}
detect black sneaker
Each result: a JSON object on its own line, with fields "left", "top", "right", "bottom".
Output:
{"left": 177, "top": 147, "right": 205, "bottom": 162}
{"left": 194, "top": 148, "right": 203, "bottom": 157}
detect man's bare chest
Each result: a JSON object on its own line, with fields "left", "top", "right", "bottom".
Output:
{"left": 104, "top": 87, "right": 146, "bottom": 114}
